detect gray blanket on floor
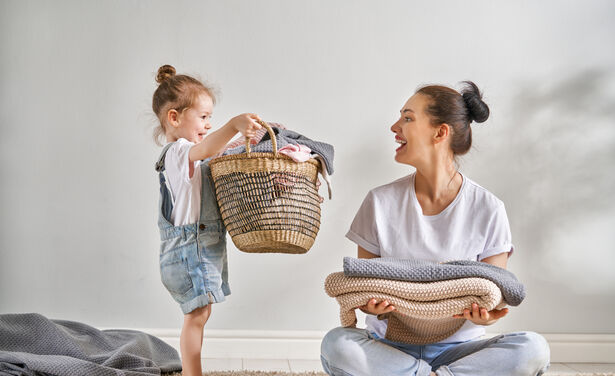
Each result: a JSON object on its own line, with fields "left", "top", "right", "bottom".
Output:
{"left": 343, "top": 257, "right": 525, "bottom": 306}
{"left": 223, "top": 127, "right": 335, "bottom": 175}
{"left": 0, "top": 313, "right": 181, "bottom": 376}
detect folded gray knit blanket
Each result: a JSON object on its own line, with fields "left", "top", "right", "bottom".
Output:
{"left": 343, "top": 257, "right": 525, "bottom": 306}
{"left": 0, "top": 313, "right": 181, "bottom": 376}
{"left": 223, "top": 127, "right": 335, "bottom": 175}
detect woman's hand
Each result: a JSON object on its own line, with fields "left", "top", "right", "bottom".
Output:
{"left": 359, "top": 299, "right": 396, "bottom": 315}
{"left": 453, "top": 303, "right": 509, "bottom": 326}
{"left": 230, "top": 113, "right": 262, "bottom": 140}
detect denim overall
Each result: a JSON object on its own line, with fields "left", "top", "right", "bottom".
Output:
{"left": 155, "top": 143, "right": 230, "bottom": 314}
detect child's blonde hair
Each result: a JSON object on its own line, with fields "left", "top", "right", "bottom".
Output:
{"left": 152, "top": 65, "right": 217, "bottom": 145}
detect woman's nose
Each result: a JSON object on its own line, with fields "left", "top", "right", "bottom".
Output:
{"left": 390, "top": 121, "right": 399, "bottom": 133}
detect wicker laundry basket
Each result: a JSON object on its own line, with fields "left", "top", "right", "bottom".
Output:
{"left": 209, "top": 121, "right": 322, "bottom": 254}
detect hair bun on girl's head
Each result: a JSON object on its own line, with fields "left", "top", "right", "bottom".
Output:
{"left": 156, "top": 64, "right": 176, "bottom": 84}
{"left": 461, "top": 81, "right": 490, "bottom": 123}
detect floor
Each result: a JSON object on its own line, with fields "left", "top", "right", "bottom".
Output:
{"left": 201, "top": 359, "right": 615, "bottom": 374}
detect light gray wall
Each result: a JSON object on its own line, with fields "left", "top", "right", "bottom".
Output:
{"left": 1, "top": 0, "right": 614, "bottom": 334}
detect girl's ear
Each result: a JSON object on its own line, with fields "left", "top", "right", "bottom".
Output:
{"left": 433, "top": 123, "right": 450, "bottom": 145}
{"left": 167, "top": 109, "right": 180, "bottom": 128}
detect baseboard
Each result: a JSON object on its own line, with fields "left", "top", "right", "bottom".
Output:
{"left": 136, "top": 329, "right": 615, "bottom": 363}
{"left": 539, "top": 333, "right": 615, "bottom": 363}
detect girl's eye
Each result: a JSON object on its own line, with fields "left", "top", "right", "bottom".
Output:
{"left": 404, "top": 117, "right": 412, "bottom": 122}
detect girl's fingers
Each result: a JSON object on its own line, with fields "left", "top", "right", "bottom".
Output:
{"left": 480, "top": 308, "right": 489, "bottom": 320}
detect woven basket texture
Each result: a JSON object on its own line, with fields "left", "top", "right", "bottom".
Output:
{"left": 210, "top": 122, "right": 321, "bottom": 254}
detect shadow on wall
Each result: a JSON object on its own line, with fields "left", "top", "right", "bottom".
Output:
{"left": 482, "top": 69, "right": 615, "bottom": 294}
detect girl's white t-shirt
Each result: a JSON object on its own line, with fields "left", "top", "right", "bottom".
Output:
{"left": 163, "top": 139, "right": 202, "bottom": 226}
{"left": 345, "top": 172, "right": 514, "bottom": 343}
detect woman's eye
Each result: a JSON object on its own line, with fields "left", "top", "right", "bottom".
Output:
{"left": 404, "top": 117, "right": 412, "bottom": 122}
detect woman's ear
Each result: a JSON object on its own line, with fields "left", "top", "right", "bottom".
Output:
{"left": 433, "top": 123, "right": 450, "bottom": 145}
{"left": 167, "top": 109, "right": 180, "bottom": 128}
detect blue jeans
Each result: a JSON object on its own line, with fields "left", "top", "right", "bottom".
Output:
{"left": 320, "top": 327, "right": 550, "bottom": 376}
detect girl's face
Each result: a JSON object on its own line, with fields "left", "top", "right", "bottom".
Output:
{"left": 175, "top": 94, "right": 214, "bottom": 143}
{"left": 390, "top": 94, "right": 437, "bottom": 166}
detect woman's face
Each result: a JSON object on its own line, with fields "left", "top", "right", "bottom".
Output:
{"left": 390, "top": 93, "right": 436, "bottom": 166}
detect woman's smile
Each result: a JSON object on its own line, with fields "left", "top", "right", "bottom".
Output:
{"left": 395, "top": 137, "right": 407, "bottom": 152}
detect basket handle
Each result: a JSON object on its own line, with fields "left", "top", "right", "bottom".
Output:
{"left": 245, "top": 120, "right": 278, "bottom": 157}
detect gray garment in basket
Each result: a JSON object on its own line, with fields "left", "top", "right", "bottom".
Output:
{"left": 223, "top": 127, "right": 335, "bottom": 175}
{"left": 0, "top": 313, "right": 181, "bottom": 376}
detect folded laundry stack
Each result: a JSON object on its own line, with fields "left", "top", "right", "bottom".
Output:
{"left": 324, "top": 257, "right": 525, "bottom": 344}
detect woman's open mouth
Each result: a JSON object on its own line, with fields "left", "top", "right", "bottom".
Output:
{"left": 395, "top": 139, "right": 407, "bottom": 152}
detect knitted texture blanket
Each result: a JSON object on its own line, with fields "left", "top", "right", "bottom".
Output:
{"left": 0, "top": 313, "right": 181, "bottom": 376}
{"left": 324, "top": 273, "right": 506, "bottom": 344}
{"left": 343, "top": 257, "right": 525, "bottom": 306}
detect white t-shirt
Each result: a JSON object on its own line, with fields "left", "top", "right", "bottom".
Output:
{"left": 163, "top": 139, "right": 202, "bottom": 226}
{"left": 345, "top": 172, "right": 513, "bottom": 343}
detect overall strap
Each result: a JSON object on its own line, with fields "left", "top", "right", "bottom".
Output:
{"left": 155, "top": 142, "right": 176, "bottom": 220}
{"left": 155, "top": 142, "right": 175, "bottom": 172}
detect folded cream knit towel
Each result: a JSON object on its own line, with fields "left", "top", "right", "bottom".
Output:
{"left": 324, "top": 273, "right": 506, "bottom": 344}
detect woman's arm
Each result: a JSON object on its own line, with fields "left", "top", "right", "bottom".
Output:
{"left": 481, "top": 252, "right": 508, "bottom": 269}
{"left": 452, "top": 252, "right": 511, "bottom": 324}
{"left": 357, "top": 245, "right": 379, "bottom": 259}
{"left": 357, "top": 246, "right": 396, "bottom": 315}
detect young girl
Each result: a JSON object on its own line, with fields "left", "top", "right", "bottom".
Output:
{"left": 320, "top": 82, "right": 550, "bottom": 375}
{"left": 151, "top": 65, "right": 261, "bottom": 376}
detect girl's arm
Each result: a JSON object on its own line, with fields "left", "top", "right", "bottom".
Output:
{"left": 189, "top": 113, "right": 261, "bottom": 162}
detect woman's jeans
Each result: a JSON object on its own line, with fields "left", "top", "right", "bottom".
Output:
{"left": 320, "top": 327, "right": 550, "bottom": 376}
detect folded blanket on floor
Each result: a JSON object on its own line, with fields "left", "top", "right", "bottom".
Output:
{"left": 343, "top": 257, "right": 525, "bottom": 306}
{"left": 223, "top": 127, "right": 335, "bottom": 175}
{"left": 0, "top": 313, "right": 181, "bottom": 376}
{"left": 324, "top": 273, "right": 506, "bottom": 344}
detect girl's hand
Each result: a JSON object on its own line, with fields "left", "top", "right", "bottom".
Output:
{"left": 453, "top": 303, "right": 509, "bottom": 326}
{"left": 230, "top": 113, "right": 262, "bottom": 140}
{"left": 359, "top": 299, "right": 396, "bottom": 315}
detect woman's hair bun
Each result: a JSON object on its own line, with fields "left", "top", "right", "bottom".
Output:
{"left": 461, "top": 81, "right": 489, "bottom": 123}
{"left": 156, "top": 65, "right": 176, "bottom": 84}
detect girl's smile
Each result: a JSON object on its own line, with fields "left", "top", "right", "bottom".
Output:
{"left": 175, "top": 94, "right": 214, "bottom": 143}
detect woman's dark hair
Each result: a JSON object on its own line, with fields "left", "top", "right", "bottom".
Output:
{"left": 416, "top": 81, "right": 489, "bottom": 156}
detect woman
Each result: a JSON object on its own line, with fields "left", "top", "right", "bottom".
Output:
{"left": 320, "top": 82, "right": 550, "bottom": 376}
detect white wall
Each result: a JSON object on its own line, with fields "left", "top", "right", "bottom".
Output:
{"left": 1, "top": 0, "right": 614, "bottom": 337}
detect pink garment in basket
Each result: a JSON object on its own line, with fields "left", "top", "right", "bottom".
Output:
{"left": 278, "top": 143, "right": 312, "bottom": 162}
